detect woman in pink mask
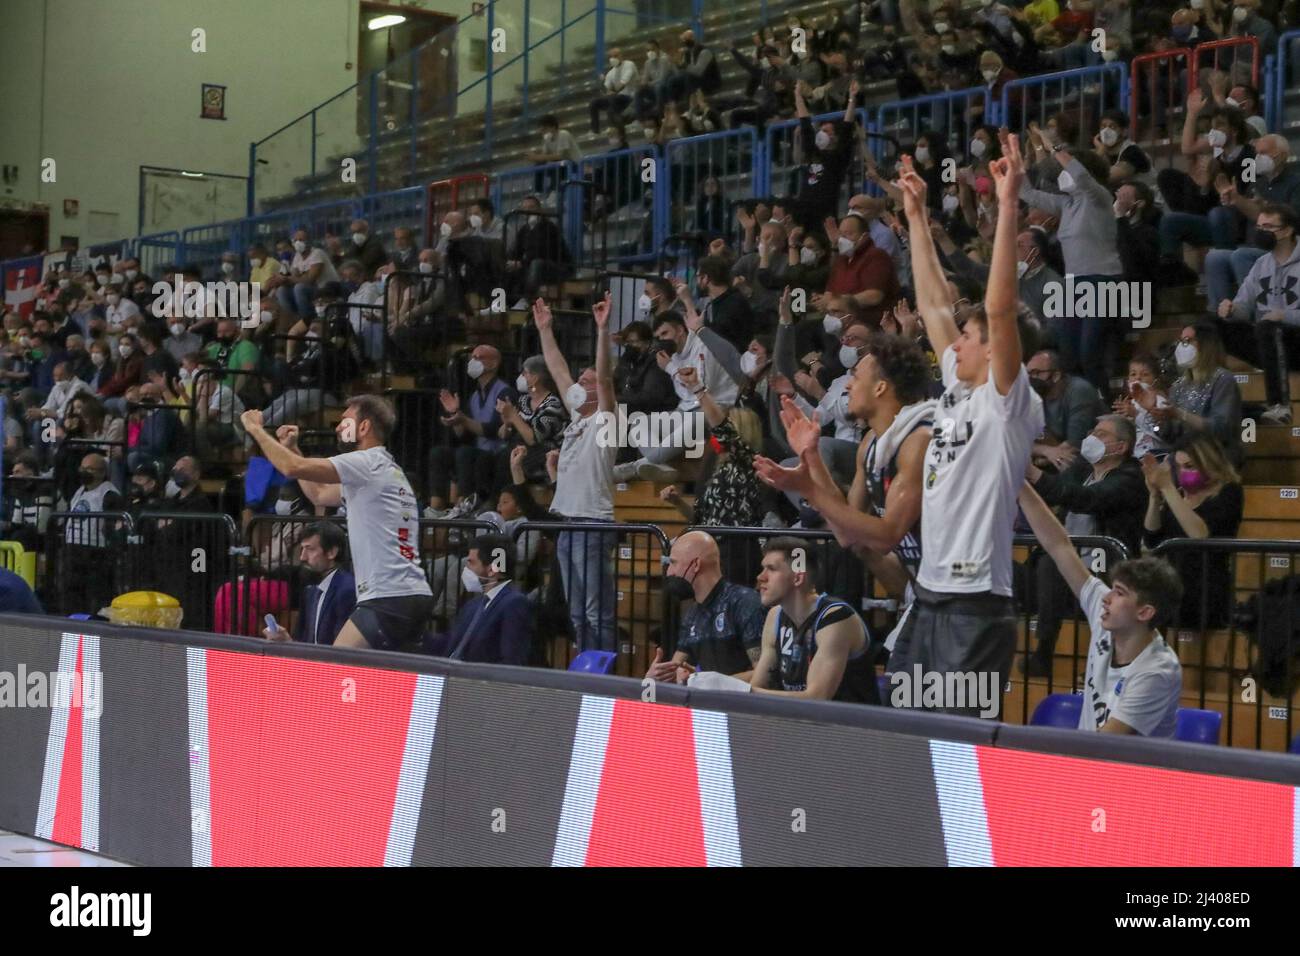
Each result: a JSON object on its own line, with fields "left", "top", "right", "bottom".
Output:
{"left": 1141, "top": 433, "right": 1243, "bottom": 630}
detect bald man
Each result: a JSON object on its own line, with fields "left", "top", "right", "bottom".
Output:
{"left": 428, "top": 344, "right": 515, "bottom": 514}
{"left": 63, "top": 452, "right": 125, "bottom": 615}
{"left": 646, "top": 530, "right": 766, "bottom": 683}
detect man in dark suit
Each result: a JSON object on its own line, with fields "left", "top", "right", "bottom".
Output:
{"left": 262, "top": 521, "right": 356, "bottom": 646}
{"left": 424, "top": 533, "right": 533, "bottom": 665}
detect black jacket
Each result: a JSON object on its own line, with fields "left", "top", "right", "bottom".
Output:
{"left": 1032, "top": 457, "right": 1146, "bottom": 559}
{"left": 615, "top": 350, "right": 676, "bottom": 416}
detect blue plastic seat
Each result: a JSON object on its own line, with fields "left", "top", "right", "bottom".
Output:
{"left": 67, "top": 613, "right": 93, "bottom": 621}
{"left": 1030, "top": 693, "right": 1083, "bottom": 728}
{"left": 1174, "top": 708, "right": 1222, "bottom": 745}
{"left": 877, "top": 673, "right": 890, "bottom": 701}
{"left": 568, "top": 650, "right": 617, "bottom": 674}
{"left": 1289, "top": 733, "right": 1300, "bottom": 755}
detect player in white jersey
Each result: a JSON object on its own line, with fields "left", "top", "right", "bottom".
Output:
{"left": 241, "top": 394, "right": 433, "bottom": 650}
{"left": 887, "top": 133, "right": 1045, "bottom": 718}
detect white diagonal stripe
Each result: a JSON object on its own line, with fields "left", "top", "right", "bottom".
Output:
{"left": 79, "top": 634, "right": 100, "bottom": 853}
{"left": 929, "top": 739, "right": 994, "bottom": 867}
{"left": 186, "top": 646, "right": 212, "bottom": 867}
{"left": 34, "top": 633, "right": 80, "bottom": 840}
{"left": 691, "top": 709, "right": 742, "bottom": 867}
{"left": 552, "top": 695, "right": 615, "bottom": 867}
{"left": 384, "top": 674, "right": 444, "bottom": 867}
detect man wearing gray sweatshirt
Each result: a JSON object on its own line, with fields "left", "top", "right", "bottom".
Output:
{"left": 1019, "top": 144, "right": 1123, "bottom": 393}
{"left": 1219, "top": 203, "right": 1300, "bottom": 424}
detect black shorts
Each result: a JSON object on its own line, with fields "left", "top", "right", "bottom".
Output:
{"left": 350, "top": 596, "right": 434, "bottom": 651}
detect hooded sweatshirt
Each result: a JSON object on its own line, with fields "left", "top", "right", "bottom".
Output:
{"left": 1230, "top": 243, "right": 1300, "bottom": 326}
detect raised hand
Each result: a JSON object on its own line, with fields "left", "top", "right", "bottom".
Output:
{"left": 779, "top": 395, "right": 822, "bottom": 458}
{"left": 676, "top": 365, "right": 701, "bottom": 391}
{"left": 769, "top": 373, "right": 795, "bottom": 396}
{"left": 275, "top": 424, "right": 300, "bottom": 449}
{"left": 592, "top": 290, "right": 612, "bottom": 328}
{"left": 897, "top": 155, "right": 929, "bottom": 222}
{"left": 240, "top": 408, "right": 264, "bottom": 433}
{"left": 989, "top": 130, "right": 1025, "bottom": 204}
{"left": 659, "top": 484, "right": 680, "bottom": 502}
{"left": 1187, "top": 87, "right": 1205, "bottom": 114}
{"left": 531, "top": 297, "right": 553, "bottom": 333}
{"left": 510, "top": 445, "right": 527, "bottom": 468}
{"left": 438, "top": 388, "right": 461, "bottom": 416}
{"left": 753, "top": 454, "right": 814, "bottom": 496}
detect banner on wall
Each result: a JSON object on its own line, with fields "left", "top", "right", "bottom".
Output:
{"left": 1, "top": 255, "right": 43, "bottom": 319}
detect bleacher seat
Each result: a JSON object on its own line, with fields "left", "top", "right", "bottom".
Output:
{"left": 568, "top": 650, "right": 617, "bottom": 675}
{"left": 1173, "top": 708, "right": 1223, "bottom": 745}
{"left": 1289, "top": 733, "right": 1300, "bottom": 755}
{"left": 1030, "top": 693, "right": 1083, "bottom": 729}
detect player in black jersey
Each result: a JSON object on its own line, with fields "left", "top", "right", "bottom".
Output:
{"left": 749, "top": 537, "right": 879, "bottom": 703}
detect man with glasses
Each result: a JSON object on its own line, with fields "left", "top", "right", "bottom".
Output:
{"left": 1021, "top": 414, "right": 1146, "bottom": 676}
{"left": 1026, "top": 348, "right": 1105, "bottom": 472}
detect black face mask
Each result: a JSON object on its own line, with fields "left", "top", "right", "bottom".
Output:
{"left": 651, "top": 338, "right": 678, "bottom": 357}
{"left": 78, "top": 469, "right": 97, "bottom": 486}
{"left": 172, "top": 470, "right": 193, "bottom": 488}
{"left": 1029, "top": 377, "right": 1052, "bottom": 397}
{"left": 337, "top": 438, "right": 358, "bottom": 454}
{"left": 663, "top": 574, "right": 696, "bottom": 601}
{"left": 1256, "top": 229, "right": 1281, "bottom": 251}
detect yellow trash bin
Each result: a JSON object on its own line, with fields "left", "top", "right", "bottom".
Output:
{"left": 102, "top": 591, "right": 184, "bottom": 629}
{"left": 0, "top": 541, "right": 36, "bottom": 589}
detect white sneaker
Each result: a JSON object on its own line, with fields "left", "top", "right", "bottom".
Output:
{"left": 423, "top": 505, "right": 449, "bottom": 519}
{"left": 1261, "top": 403, "right": 1293, "bottom": 425}
{"left": 447, "top": 493, "right": 479, "bottom": 518}
{"left": 612, "top": 461, "right": 638, "bottom": 483}
{"left": 636, "top": 461, "right": 679, "bottom": 483}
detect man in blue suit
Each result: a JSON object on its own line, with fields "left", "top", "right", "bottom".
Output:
{"left": 262, "top": 522, "right": 356, "bottom": 645}
{"left": 424, "top": 533, "right": 533, "bottom": 665}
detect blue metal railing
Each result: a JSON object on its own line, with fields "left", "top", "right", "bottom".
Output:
{"left": 874, "top": 87, "right": 991, "bottom": 159}
{"left": 1276, "top": 31, "right": 1300, "bottom": 133}
{"left": 129, "top": 232, "right": 183, "bottom": 276}
{"left": 998, "top": 62, "right": 1129, "bottom": 132}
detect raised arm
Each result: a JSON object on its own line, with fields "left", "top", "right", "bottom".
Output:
{"left": 532, "top": 298, "right": 574, "bottom": 396}
{"left": 986, "top": 130, "right": 1025, "bottom": 393}
{"left": 898, "top": 156, "right": 958, "bottom": 355}
{"left": 1017, "top": 480, "right": 1091, "bottom": 598}
{"left": 593, "top": 291, "right": 615, "bottom": 412}
{"left": 241, "top": 415, "right": 343, "bottom": 506}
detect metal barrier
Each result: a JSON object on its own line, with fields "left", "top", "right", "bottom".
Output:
{"left": 359, "top": 186, "right": 428, "bottom": 251}
{"left": 187, "top": 367, "right": 271, "bottom": 463}
{"left": 873, "top": 89, "right": 990, "bottom": 162}
{"left": 1148, "top": 538, "right": 1300, "bottom": 752}
{"left": 663, "top": 128, "right": 759, "bottom": 256}
{"left": 180, "top": 219, "right": 246, "bottom": 279}
{"left": 511, "top": 520, "right": 671, "bottom": 675}
{"left": 1274, "top": 31, "right": 1300, "bottom": 131}
{"left": 1130, "top": 48, "right": 1190, "bottom": 143}
{"left": 1188, "top": 36, "right": 1261, "bottom": 91}
{"left": 1008, "top": 534, "right": 1131, "bottom": 727}
{"left": 131, "top": 511, "right": 240, "bottom": 633}
{"left": 425, "top": 173, "right": 491, "bottom": 244}
{"left": 1000, "top": 63, "right": 1129, "bottom": 137}
{"left": 44, "top": 511, "right": 134, "bottom": 616}
{"left": 129, "top": 231, "right": 183, "bottom": 276}
{"left": 578, "top": 146, "right": 656, "bottom": 266}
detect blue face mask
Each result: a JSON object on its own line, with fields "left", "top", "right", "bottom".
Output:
{"left": 1171, "top": 25, "right": 1193, "bottom": 42}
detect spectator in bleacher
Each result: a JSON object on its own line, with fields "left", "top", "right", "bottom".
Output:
{"left": 25, "top": 360, "right": 92, "bottom": 429}
{"left": 1094, "top": 111, "right": 1152, "bottom": 186}
{"left": 497, "top": 354, "right": 567, "bottom": 486}
{"left": 98, "top": 333, "right": 144, "bottom": 412}
{"left": 388, "top": 227, "right": 418, "bottom": 272}
{"left": 1028, "top": 349, "right": 1107, "bottom": 463}
{"left": 127, "top": 459, "right": 165, "bottom": 517}
{"left": 136, "top": 324, "right": 177, "bottom": 383}
{"left": 659, "top": 29, "right": 722, "bottom": 109}
{"left": 263, "top": 315, "right": 356, "bottom": 430}
{"left": 61, "top": 451, "right": 124, "bottom": 615}
{"left": 468, "top": 198, "right": 505, "bottom": 242}
{"left": 66, "top": 291, "right": 99, "bottom": 342}
{"left": 505, "top": 195, "right": 572, "bottom": 309}
{"left": 686, "top": 255, "right": 753, "bottom": 351}
{"left": 815, "top": 211, "right": 899, "bottom": 327}
{"left": 646, "top": 530, "right": 765, "bottom": 683}
{"left": 1114, "top": 180, "right": 1162, "bottom": 285}
{"left": 728, "top": 43, "right": 796, "bottom": 131}
{"left": 659, "top": 365, "right": 767, "bottom": 527}
{"left": 203, "top": 317, "right": 261, "bottom": 390}
{"left": 129, "top": 275, "right": 154, "bottom": 314}
{"left": 614, "top": 306, "right": 744, "bottom": 483}
{"left": 1159, "top": 321, "right": 1243, "bottom": 464}
{"left": 1158, "top": 92, "right": 1256, "bottom": 282}
{"left": 428, "top": 345, "right": 512, "bottom": 517}
{"left": 262, "top": 521, "right": 355, "bottom": 647}
{"left": 192, "top": 361, "right": 243, "bottom": 456}
{"left": 424, "top": 531, "right": 534, "bottom": 664}
{"left": 4, "top": 454, "right": 52, "bottom": 555}
{"left": 279, "top": 230, "right": 340, "bottom": 320}
{"left": 526, "top": 114, "right": 582, "bottom": 199}
{"left": 1019, "top": 482, "right": 1183, "bottom": 736}
{"left": 347, "top": 219, "right": 388, "bottom": 275}
{"left": 163, "top": 456, "right": 209, "bottom": 513}
{"left": 589, "top": 47, "right": 639, "bottom": 134}
{"left": 790, "top": 79, "right": 859, "bottom": 230}
{"left": 85, "top": 339, "right": 114, "bottom": 392}
{"left": 1204, "top": 135, "right": 1300, "bottom": 309}
{"left": 1224, "top": 0, "right": 1277, "bottom": 74}
{"left": 731, "top": 218, "right": 788, "bottom": 329}
{"left": 694, "top": 175, "right": 727, "bottom": 242}
{"left": 390, "top": 249, "right": 454, "bottom": 363}
{"left": 532, "top": 295, "right": 617, "bottom": 652}
{"left": 1022, "top": 414, "right": 1145, "bottom": 676}
{"left": 55, "top": 393, "right": 125, "bottom": 493}
{"left": 1114, "top": 353, "right": 1173, "bottom": 459}
{"left": 634, "top": 37, "right": 674, "bottom": 119}
{"left": 1170, "top": 3, "right": 1219, "bottom": 46}
{"left": 1218, "top": 203, "right": 1300, "bottom": 424}
{"left": 164, "top": 315, "right": 203, "bottom": 364}
{"left": 103, "top": 282, "right": 140, "bottom": 336}
{"left": 778, "top": 227, "right": 831, "bottom": 295}
{"left": 1142, "top": 432, "right": 1243, "bottom": 629}
{"left": 642, "top": 275, "right": 685, "bottom": 321}
{"left": 682, "top": 89, "right": 723, "bottom": 135}
{"left": 1019, "top": 142, "right": 1123, "bottom": 391}
{"left": 747, "top": 537, "right": 878, "bottom": 702}
{"left": 613, "top": 320, "right": 676, "bottom": 417}
{"left": 62, "top": 334, "right": 92, "bottom": 384}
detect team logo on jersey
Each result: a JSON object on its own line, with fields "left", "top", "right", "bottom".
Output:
{"left": 926, "top": 465, "right": 937, "bottom": 488}
{"left": 1114, "top": 678, "right": 1126, "bottom": 695}
{"left": 714, "top": 613, "right": 726, "bottom": 633}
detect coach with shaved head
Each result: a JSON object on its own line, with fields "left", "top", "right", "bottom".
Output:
{"left": 429, "top": 344, "right": 513, "bottom": 514}
{"left": 645, "top": 530, "right": 766, "bottom": 684}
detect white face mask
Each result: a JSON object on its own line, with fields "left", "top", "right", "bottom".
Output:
{"left": 1207, "top": 128, "right": 1227, "bottom": 149}
{"left": 838, "top": 344, "right": 861, "bottom": 370}
{"left": 119, "top": 345, "right": 134, "bottom": 358}
{"left": 942, "top": 193, "right": 960, "bottom": 214}
{"left": 107, "top": 293, "right": 121, "bottom": 305}
{"left": 352, "top": 232, "right": 367, "bottom": 246}
{"left": 466, "top": 358, "right": 485, "bottom": 380}
{"left": 565, "top": 381, "right": 591, "bottom": 411}
{"left": 170, "top": 323, "right": 185, "bottom": 337}
{"left": 823, "top": 314, "right": 843, "bottom": 335}
{"left": 637, "top": 293, "right": 652, "bottom": 312}
{"left": 90, "top": 352, "right": 106, "bottom": 367}
{"left": 469, "top": 214, "right": 484, "bottom": 230}
{"left": 1254, "top": 153, "right": 1275, "bottom": 178}
{"left": 1016, "top": 260, "right": 1030, "bottom": 279}
{"left": 610, "top": 57, "right": 621, "bottom": 67}
{"left": 814, "top": 130, "right": 832, "bottom": 151}
{"left": 1225, "top": 96, "right": 1241, "bottom": 109}
{"left": 969, "top": 138, "right": 987, "bottom": 158}
{"left": 800, "top": 247, "right": 818, "bottom": 265}
{"left": 274, "top": 499, "right": 295, "bottom": 516}
{"left": 941, "top": 43, "right": 956, "bottom": 55}
{"left": 124, "top": 269, "right": 138, "bottom": 280}
{"left": 1175, "top": 342, "right": 1198, "bottom": 368}
{"left": 516, "top": 374, "right": 529, "bottom": 392}
{"left": 527, "top": 215, "right": 541, "bottom": 228}
{"left": 221, "top": 262, "right": 235, "bottom": 275}
{"left": 1232, "top": 5, "right": 1248, "bottom": 21}
{"left": 1101, "top": 49, "right": 1118, "bottom": 62}
{"left": 914, "top": 146, "right": 931, "bottom": 164}
{"left": 1099, "top": 127, "right": 1119, "bottom": 147}
{"left": 935, "top": 21, "right": 950, "bottom": 33}
{"left": 96, "top": 275, "right": 108, "bottom": 286}
{"left": 293, "top": 241, "right": 307, "bottom": 254}
{"left": 1190, "top": 0, "right": 1204, "bottom": 8}
{"left": 250, "top": 258, "right": 263, "bottom": 269}
{"left": 836, "top": 235, "right": 857, "bottom": 255}
{"left": 440, "top": 222, "right": 453, "bottom": 238}
{"left": 407, "top": 258, "right": 430, "bottom": 275}
{"left": 1080, "top": 434, "right": 1108, "bottom": 464}
{"left": 58, "top": 278, "right": 70, "bottom": 288}
{"left": 982, "top": 69, "right": 1000, "bottom": 84}
{"left": 740, "top": 351, "right": 759, "bottom": 375}
{"left": 179, "top": 368, "right": 194, "bottom": 382}
{"left": 461, "top": 565, "right": 485, "bottom": 594}
{"left": 165, "top": 480, "right": 181, "bottom": 499}
{"left": 1057, "top": 170, "right": 1076, "bottom": 192}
